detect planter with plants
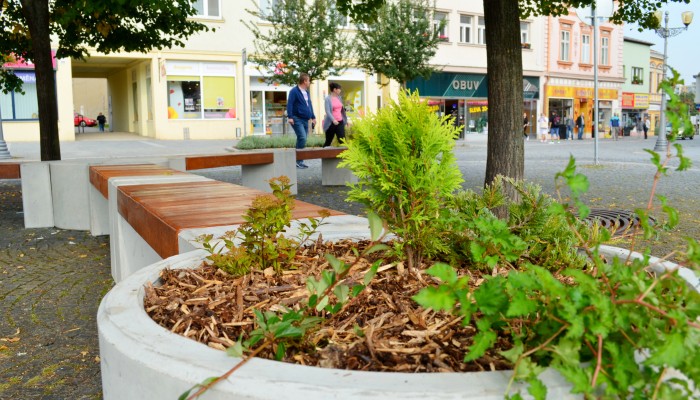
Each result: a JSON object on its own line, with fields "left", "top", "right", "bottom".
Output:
{"left": 98, "top": 91, "right": 699, "bottom": 400}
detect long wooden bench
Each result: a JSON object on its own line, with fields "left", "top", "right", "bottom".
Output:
{"left": 0, "top": 162, "right": 21, "bottom": 179}
{"left": 295, "top": 147, "right": 346, "bottom": 161}
{"left": 179, "top": 152, "right": 274, "bottom": 171}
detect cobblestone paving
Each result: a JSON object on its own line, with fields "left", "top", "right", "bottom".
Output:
{"left": 0, "top": 180, "right": 112, "bottom": 400}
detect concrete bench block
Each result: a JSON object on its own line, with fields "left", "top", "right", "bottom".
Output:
{"left": 108, "top": 175, "right": 212, "bottom": 283}
{"left": 241, "top": 148, "right": 297, "bottom": 194}
{"left": 20, "top": 162, "right": 54, "bottom": 228}
{"left": 50, "top": 162, "right": 92, "bottom": 230}
{"left": 321, "top": 158, "right": 358, "bottom": 186}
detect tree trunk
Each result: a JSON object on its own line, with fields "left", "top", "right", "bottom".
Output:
{"left": 483, "top": 0, "right": 523, "bottom": 201}
{"left": 20, "top": 0, "right": 61, "bottom": 161}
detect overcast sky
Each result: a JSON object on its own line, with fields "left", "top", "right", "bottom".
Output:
{"left": 622, "top": 1, "right": 700, "bottom": 88}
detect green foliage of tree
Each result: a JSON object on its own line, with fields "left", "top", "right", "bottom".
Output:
{"left": 243, "top": 0, "right": 352, "bottom": 85}
{"left": 339, "top": 90, "right": 463, "bottom": 270}
{"left": 354, "top": 0, "right": 441, "bottom": 86}
{"left": 0, "top": 0, "right": 208, "bottom": 160}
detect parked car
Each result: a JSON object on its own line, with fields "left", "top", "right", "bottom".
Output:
{"left": 74, "top": 113, "right": 97, "bottom": 127}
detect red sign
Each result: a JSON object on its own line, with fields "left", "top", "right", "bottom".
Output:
{"left": 621, "top": 92, "right": 635, "bottom": 108}
{"left": 2, "top": 50, "right": 58, "bottom": 70}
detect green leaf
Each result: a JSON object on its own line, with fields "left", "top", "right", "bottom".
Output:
{"left": 363, "top": 260, "right": 381, "bottom": 285}
{"left": 365, "top": 243, "right": 390, "bottom": 254}
{"left": 527, "top": 377, "right": 547, "bottom": 400}
{"left": 646, "top": 333, "right": 685, "bottom": 368}
{"left": 325, "top": 254, "right": 347, "bottom": 275}
{"left": 506, "top": 290, "right": 538, "bottom": 317}
{"left": 464, "top": 330, "right": 497, "bottom": 361}
{"left": 333, "top": 285, "right": 350, "bottom": 303}
{"left": 351, "top": 284, "right": 365, "bottom": 297}
{"left": 315, "top": 295, "right": 330, "bottom": 312}
{"left": 424, "top": 263, "right": 458, "bottom": 285}
{"left": 473, "top": 277, "right": 508, "bottom": 315}
{"left": 226, "top": 341, "right": 244, "bottom": 358}
{"left": 412, "top": 286, "right": 456, "bottom": 312}
{"left": 275, "top": 342, "right": 286, "bottom": 360}
{"left": 368, "top": 211, "right": 384, "bottom": 241}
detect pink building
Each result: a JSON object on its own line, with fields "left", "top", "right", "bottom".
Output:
{"left": 543, "top": 10, "right": 624, "bottom": 137}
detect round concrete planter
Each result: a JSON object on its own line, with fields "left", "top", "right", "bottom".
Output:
{"left": 97, "top": 245, "right": 697, "bottom": 400}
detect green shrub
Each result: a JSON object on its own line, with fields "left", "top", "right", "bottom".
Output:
{"left": 444, "top": 176, "right": 598, "bottom": 272}
{"left": 199, "top": 176, "right": 328, "bottom": 276}
{"left": 236, "top": 134, "right": 325, "bottom": 150}
{"left": 339, "top": 90, "right": 463, "bottom": 270}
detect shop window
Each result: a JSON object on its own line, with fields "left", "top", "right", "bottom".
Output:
{"left": 433, "top": 11, "right": 448, "bottom": 41}
{"left": 0, "top": 71, "right": 39, "bottom": 120}
{"left": 203, "top": 76, "right": 236, "bottom": 118}
{"left": 581, "top": 34, "right": 591, "bottom": 64}
{"left": 459, "top": 15, "right": 472, "bottom": 43}
{"left": 631, "top": 67, "right": 644, "bottom": 85}
{"left": 193, "top": 0, "right": 220, "bottom": 18}
{"left": 477, "top": 17, "right": 486, "bottom": 45}
{"left": 165, "top": 61, "right": 236, "bottom": 120}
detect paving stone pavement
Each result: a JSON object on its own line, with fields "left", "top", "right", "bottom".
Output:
{"left": 0, "top": 134, "right": 698, "bottom": 399}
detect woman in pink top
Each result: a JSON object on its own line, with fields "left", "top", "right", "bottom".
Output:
{"left": 322, "top": 82, "right": 348, "bottom": 147}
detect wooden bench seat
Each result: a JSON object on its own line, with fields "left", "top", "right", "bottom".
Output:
{"left": 296, "top": 147, "right": 346, "bottom": 161}
{"left": 0, "top": 162, "right": 21, "bottom": 179}
{"left": 181, "top": 152, "right": 274, "bottom": 171}
{"left": 117, "top": 180, "right": 343, "bottom": 260}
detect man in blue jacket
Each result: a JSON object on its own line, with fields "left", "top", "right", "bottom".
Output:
{"left": 287, "top": 73, "right": 316, "bottom": 169}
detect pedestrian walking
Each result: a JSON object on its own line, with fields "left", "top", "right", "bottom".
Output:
{"left": 576, "top": 113, "right": 585, "bottom": 140}
{"left": 610, "top": 113, "right": 620, "bottom": 141}
{"left": 636, "top": 117, "right": 644, "bottom": 139}
{"left": 287, "top": 73, "right": 316, "bottom": 169}
{"left": 537, "top": 113, "right": 548, "bottom": 142}
{"left": 97, "top": 112, "right": 107, "bottom": 132}
{"left": 549, "top": 112, "right": 560, "bottom": 143}
{"left": 322, "top": 82, "right": 347, "bottom": 147}
{"left": 566, "top": 116, "right": 574, "bottom": 140}
{"left": 523, "top": 112, "right": 529, "bottom": 140}
{"left": 643, "top": 116, "right": 649, "bottom": 139}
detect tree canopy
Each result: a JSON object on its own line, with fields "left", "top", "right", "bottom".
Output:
{"left": 244, "top": 0, "right": 352, "bottom": 85}
{"left": 354, "top": 0, "right": 441, "bottom": 86}
{"left": 0, "top": 0, "right": 209, "bottom": 160}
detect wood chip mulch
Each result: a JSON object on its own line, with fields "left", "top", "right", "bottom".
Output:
{"left": 144, "top": 239, "right": 514, "bottom": 373}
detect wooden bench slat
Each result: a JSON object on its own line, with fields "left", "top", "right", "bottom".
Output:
{"left": 89, "top": 164, "right": 187, "bottom": 199}
{"left": 185, "top": 152, "right": 274, "bottom": 171}
{"left": 0, "top": 163, "right": 21, "bottom": 179}
{"left": 296, "top": 147, "right": 346, "bottom": 161}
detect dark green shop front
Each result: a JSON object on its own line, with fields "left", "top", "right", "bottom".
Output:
{"left": 406, "top": 72, "right": 540, "bottom": 136}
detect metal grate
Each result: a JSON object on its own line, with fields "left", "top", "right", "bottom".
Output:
{"left": 576, "top": 209, "right": 653, "bottom": 237}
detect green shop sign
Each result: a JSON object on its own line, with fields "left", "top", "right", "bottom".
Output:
{"left": 406, "top": 72, "right": 539, "bottom": 99}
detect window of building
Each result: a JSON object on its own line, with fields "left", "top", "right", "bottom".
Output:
{"left": 520, "top": 22, "right": 530, "bottom": 45}
{"left": 459, "top": 15, "right": 472, "bottom": 43}
{"left": 560, "top": 30, "right": 570, "bottom": 61}
{"left": 0, "top": 71, "right": 39, "bottom": 120}
{"left": 600, "top": 36, "right": 609, "bottom": 65}
{"left": 632, "top": 67, "right": 644, "bottom": 84}
{"left": 166, "top": 61, "right": 237, "bottom": 120}
{"left": 433, "top": 11, "right": 448, "bottom": 41}
{"left": 477, "top": 17, "right": 486, "bottom": 45}
{"left": 193, "top": 0, "right": 221, "bottom": 18}
{"left": 581, "top": 34, "right": 591, "bottom": 63}
{"left": 259, "top": 0, "right": 282, "bottom": 19}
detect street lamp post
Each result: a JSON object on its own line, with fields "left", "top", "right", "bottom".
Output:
{"left": 653, "top": 10, "right": 694, "bottom": 153}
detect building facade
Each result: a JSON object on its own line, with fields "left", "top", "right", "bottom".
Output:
{"left": 620, "top": 37, "right": 652, "bottom": 135}
{"left": 405, "top": 0, "right": 546, "bottom": 137}
{"left": 542, "top": 10, "right": 625, "bottom": 138}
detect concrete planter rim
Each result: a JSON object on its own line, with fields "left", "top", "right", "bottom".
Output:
{"left": 97, "top": 244, "right": 697, "bottom": 400}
